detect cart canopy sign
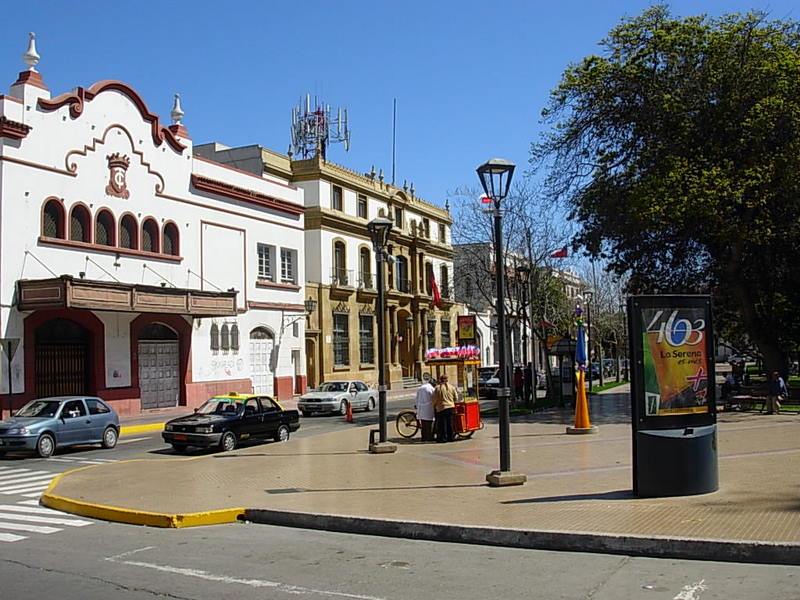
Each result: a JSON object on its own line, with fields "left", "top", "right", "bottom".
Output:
{"left": 629, "top": 295, "right": 716, "bottom": 429}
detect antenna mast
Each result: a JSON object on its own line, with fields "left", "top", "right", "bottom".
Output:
{"left": 290, "top": 95, "right": 351, "bottom": 160}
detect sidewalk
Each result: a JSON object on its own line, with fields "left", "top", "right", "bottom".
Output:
{"left": 45, "top": 387, "right": 800, "bottom": 565}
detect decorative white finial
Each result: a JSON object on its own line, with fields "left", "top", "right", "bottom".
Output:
{"left": 170, "top": 93, "right": 184, "bottom": 125}
{"left": 23, "top": 32, "right": 40, "bottom": 72}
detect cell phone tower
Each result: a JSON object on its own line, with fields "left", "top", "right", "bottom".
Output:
{"left": 290, "top": 94, "right": 350, "bottom": 160}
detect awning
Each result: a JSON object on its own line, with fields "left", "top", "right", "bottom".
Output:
{"left": 17, "top": 276, "right": 237, "bottom": 317}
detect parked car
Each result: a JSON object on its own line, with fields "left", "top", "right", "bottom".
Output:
{"left": 478, "top": 366, "right": 500, "bottom": 398}
{"left": 298, "top": 380, "right": 376, "bottom": 417}
{"left": 162, "top": 393, "right": 299, "bottom": 453}
{"left": 0, "top": 396, "right": 119, "bottom": 458}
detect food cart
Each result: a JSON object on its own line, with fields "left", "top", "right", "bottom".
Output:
{"left": 423, "top": 350, "right": 484, "bottom": 439}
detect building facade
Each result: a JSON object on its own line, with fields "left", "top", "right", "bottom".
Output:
{"left": 0, "top": 35, "right": 307, "bottom": 416}
{"left": 193, "top": 144, "right": 462, "bottom": 389}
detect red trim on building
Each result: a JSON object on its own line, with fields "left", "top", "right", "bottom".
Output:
{"left": 186, "top": 378, "right": 253, "bottom": 409}
{"left": 0, "top": 116, "right": 32, "bottom": 140}
{"left": 12, "top": 70, "right": 48, "bottom": 90}
{"left": 255, "top": 280, "right": 301, "bottom": 292}
{"left": 191, "top": 175, "right": 305, "bottom": 217}
{"left": 247, "top": 301, "right": 305, "bottom": 312}
{"left": 38, "top": 80, "right": 185, "bottom": 153}
{"left": 274, "top": 376, "right": 295, "bottom": 401}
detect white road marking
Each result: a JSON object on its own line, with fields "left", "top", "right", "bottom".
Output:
{"left": 0, "top": 512, "right": 91, "bottom": 526}
{"left": 118, "top": 437, "right": 150, "bottom": 444}
{"left": 20, "top": 492, "right": 45, "bottom": 498}
{"left": 0, "top": 470, "right": 38, "bottom": 480}
{"left": 0, "top": 504, "right": 65, "bottom": 515}
{"left": 1, "top": 484, "right": 49, "bottom": 494}
{"left": 0, "top": 521, "right": 60, "bottom": 534}
{"left": 0, "top": 474, "right": 54, "bottom": 487}
{"left": 105, "top": 547, "right": 388, "bottom": 600}
{"left": 17, "top": 499, "right": 44, "bottom": 506}
{"left": 674, "top": 579, "right": 708, "bottom": 600}
{"left": 0, "top": 532, "right": 25, "bottom": 542}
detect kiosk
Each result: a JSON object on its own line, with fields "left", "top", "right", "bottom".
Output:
{"left": 423, "top": 352, "right": 483, "bottom": 439}
{"left": 628, "top": 295, "right": 718, "bottom": 497}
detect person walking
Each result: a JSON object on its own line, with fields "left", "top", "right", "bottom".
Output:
{"left": 513, "top": 366, "right": 524, "bottom": 405}
{"left": 766, "top": 370, "right": 788, "bottom": 415}
{"left": 523, "top": 363, "right": 533, "bottom": 406}
{"left": 415, "top": 377, "right": 436, "bottom": 441}
{"left": 433, "top": 373, "right": 457, "bottom": 443}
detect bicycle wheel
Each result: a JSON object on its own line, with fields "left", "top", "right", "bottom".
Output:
{"left": 396, "top": 410, "right": 420, "bottom": 438}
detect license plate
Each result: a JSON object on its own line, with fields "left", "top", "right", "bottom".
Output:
{"left": 173, "top": 433, "right": 187, "bottom": 441}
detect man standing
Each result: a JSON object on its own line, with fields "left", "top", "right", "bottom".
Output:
{"left": 766, "top": 370, "right": 788, "bottom": 415}
{"left": 415, "top": 377, "right": 436, "bottom": 441}
{"left": 433, "top": 374, "right": 457, "bottom": 443}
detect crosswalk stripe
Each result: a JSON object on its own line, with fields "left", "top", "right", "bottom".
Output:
{"left": 0, "top": 512, "right": 91, "bottom": 526}
{"left": 0, "top": 470, "right": 36, "bottom": 480}
{"left": 0, "top": 504, "right": 64, "bottom": 515}
{"left": 0, "top": 521, "right": 60, "bottom": 534}
{"left": 17, "top": 500, "right": 42, "bottom": 506}
{"left": 1, "top": 485, "right": 49, "bottom": 495}
{"left": 20, "top": 492, "right": 44, "bottom": 498}
{"left": 0, "top": 532, "right": 25, "bottom": 542}
{"left": 0, "top": 474, "right": 55, "bottom": 487}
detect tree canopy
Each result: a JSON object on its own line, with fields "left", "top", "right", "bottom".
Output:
{"left": 532, "top": 5, "right": 800, "bottom": 372}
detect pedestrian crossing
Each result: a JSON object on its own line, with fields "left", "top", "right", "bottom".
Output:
{"left": 0, "top": 464, "right": 101, "bottom": 542}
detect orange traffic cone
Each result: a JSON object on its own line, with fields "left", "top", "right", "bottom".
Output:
{"left": 567, "top": 369, "right": 598, "bottom": 434}
{"left": 345, "top": 400, "right": 353, "bottom": 423}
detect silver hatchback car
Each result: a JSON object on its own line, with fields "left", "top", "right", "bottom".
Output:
{"left": 0, "top": 396, "right": 119, "bottom": 458}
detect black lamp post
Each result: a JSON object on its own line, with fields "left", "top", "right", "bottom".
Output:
{"left": 367, "top": 216, "right": 396, "bottom": 453}
{"left": 515, "top": 265, "right": 531, "bottom": 406}
{"left": 477, "top": 158, "right": 526, "bottom": 487}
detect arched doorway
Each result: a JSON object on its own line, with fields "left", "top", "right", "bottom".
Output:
{"left": 250, "top": 327, "right": 275, "bottom": 395}
{"left": 35, "top": 318, "right": 90, "bottom": 397}
{"left": 398, "top": 310, "right": 414, "bottom": 377}
{"left": 137, "top": 323, "right": 179, "bottom": 409}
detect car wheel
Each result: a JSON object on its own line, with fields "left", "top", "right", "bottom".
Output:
{"left": 219, "top": 431, "right": 237, "bottom": 452}
{"left": 274, "top": 424, "right": 290, "bottom": 442}
{"left": 338, "top": 401, "right": 347, "bottom": 416}
{"left": 172, "top": 443, "right": 187, "bottom": 453}
{"left": 101, "top": 426, "right": 118, "bottom": 449}
{"left": 36, "top": 433, "right": 55, "bottom": 458}
{"left": 365, "top": 397, "right": 375, "bottom": 412}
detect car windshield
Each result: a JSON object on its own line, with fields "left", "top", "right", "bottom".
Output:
{"left": 196, "top": 399, "right": 243, "bottom": 415}
{"left": 317, "top": 382, "right": 349, "bottom": 392}
{"left": 16, "top": 400, "right": 61, "bottom": 418}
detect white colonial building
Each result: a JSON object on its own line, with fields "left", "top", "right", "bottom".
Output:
{"left": 0, "top": 34, "right": 307, "bottom": 416}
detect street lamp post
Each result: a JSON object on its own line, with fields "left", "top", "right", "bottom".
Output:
{"left": 367, "top": 216, "right": 397, "bottom": 454}
{"left": 516, "top": 265, "right": 531, "bottom": 406}
{"left": 477, "top": 158, "right": 526, "bottom": 487}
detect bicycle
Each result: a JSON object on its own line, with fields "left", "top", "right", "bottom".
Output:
{"left": 395, "top": 407, "right": 482, "bottom": 440}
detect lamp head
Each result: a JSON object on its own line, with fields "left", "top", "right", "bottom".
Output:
{"left": 367, "top": 216, "right": 393, "bottom": 250}
{"left": 476, "top": 158, "right": 515, "bottom": 202}
{"left": 304, "top": 299, "right": 317, "bottom": 314}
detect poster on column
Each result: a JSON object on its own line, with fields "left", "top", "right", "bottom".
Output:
{"left": 629, "top": 295, "right": 715, "bottom": 430}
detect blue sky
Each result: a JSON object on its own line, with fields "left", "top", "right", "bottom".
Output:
{"left": 2, "top": 1, "right": 797, "bottom": 208}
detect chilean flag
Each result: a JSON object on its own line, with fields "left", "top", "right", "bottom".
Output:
{"left": 549, "top": 246, "right": 568, "bottom": 258}
{"left": 430, "top": 272, "right": 442, "bottom": 308}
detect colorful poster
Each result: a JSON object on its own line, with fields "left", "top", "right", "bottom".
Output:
{"left": 641, "top": 307, "right": 709, "bottom": 416}
{"left": 457, "top": 315, "right": 476, "bottom": 342}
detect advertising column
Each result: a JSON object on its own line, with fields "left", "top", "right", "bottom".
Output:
{"left": 629, "top": 295, "right": 718, "bottom": 497}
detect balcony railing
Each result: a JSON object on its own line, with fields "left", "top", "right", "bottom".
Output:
{"left": 357, "top": 273, "right": 374, "bottom": 290}
{"left": 330, "top": 268, "right": 353, "bottom": 287}
{"left": 441, "top": 283, "right": 452, "bottom": 299}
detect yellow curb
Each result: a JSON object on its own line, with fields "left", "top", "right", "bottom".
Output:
{"left": 41, "top": 469, "right": 244, "bottom": 528}
{"left": 120, "top": 423, "right": 165, "bottom": 436}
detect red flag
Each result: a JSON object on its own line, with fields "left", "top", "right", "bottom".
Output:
{"left": 549, "top": 246, "right": 568, "bottom": 258}
{"left": 430, "top": 272, "right": 442, "bottom": 308}
{"left": 480, "top": 195, "right": 492, "bottom": 204}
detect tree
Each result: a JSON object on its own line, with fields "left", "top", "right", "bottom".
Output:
{"left": 532, "top": 5, "right": 800, "bottom": 375}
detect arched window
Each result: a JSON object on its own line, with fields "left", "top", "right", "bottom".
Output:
{"left": 69, "top": 205, "right": 91, "bottom": 243}
{"left": 333, "top": 241, "right": 347, "bottom": 285}
{"left": 440, "top": 265, "right": 450, "bottom": 298}
{"left": 119, "top": 214, "right": 138, "bottom": 249}
{"left": 221, "top": 323, "right": 230, "bottom": 351}
{"left": 42, "top": 199, "right": 65, "bottom": 239}
{"left": 95, "top": 210, "right": 115, "bottom": 247}
{"left": 395, "top": 256, "right": 409, "bottom": 293}
{"left": 141, "top": 218, "right": 160, "bottom": 253}
{"left": 230, "top": 323, "right": 240, "bottom": 351}
{"left": 163, "top": 222, "right": 179, "bottom": 256}
{"left": 210, "top": 323, "right": 220, "bottom": 351}
{"left": 359, "top": 247, "right": 372, "bottom": 289}
{"left": 425, "top": 262, "right": 434, "bottom": 294}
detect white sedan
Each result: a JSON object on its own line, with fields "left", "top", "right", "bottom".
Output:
{"left": 298, "top": 380, "right": 376, "bottom": 417}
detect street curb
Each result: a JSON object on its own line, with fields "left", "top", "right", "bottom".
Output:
{"left": 243, "top": 508, "right": 800, "bottom": 566}
{"left": 120, "top": 423, "right": 164, "bottom": 436}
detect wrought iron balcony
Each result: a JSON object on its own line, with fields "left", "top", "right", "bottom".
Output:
{"left": 330, "top": 268, "right": 353, "bottom": 287}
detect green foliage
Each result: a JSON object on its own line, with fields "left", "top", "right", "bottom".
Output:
{"left": 533, "top": 5, "right": 800, "bottom": 372}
